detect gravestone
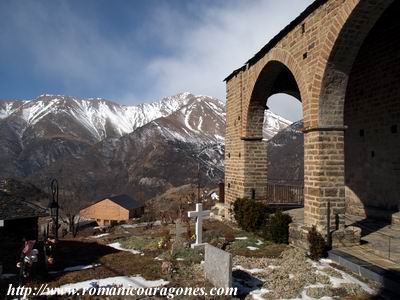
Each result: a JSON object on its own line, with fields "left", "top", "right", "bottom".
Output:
{"left": 188, "top": 203, "right": 210, "bottom": 248}
{"left": 171, "top": 219, "right": 187, "bottom": 255}
{"left": 204, "top": 244, "right": 232, "bottom": 288}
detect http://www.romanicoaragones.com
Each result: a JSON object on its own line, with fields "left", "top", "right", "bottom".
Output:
{"left": 7, "top": 284, "right": 238, "bottom": 298}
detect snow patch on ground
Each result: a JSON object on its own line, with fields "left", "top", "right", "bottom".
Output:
{"left": 47, "top": 276, "right": 169, "bottom": 295}
{"left": 120, "top": 221, "right": 161, "bottom": 229}
{"left": 249, "top": 288, "right": 272, "bottom": 300}
{"left": 107, "top": 242, "right": 141, "bottom": 254}
{"left": 234, "top": 266, "right": 265, "bottom": 274}
{"left": 49, "top": 264, "right": 101, "bottom": 275}
{"left": 247, "top": 246, "right": 259, "bottom": 251}
{"left": 64, "top": 264, "right": 101, "bottom": 272}
{"left": 90, "top": 233, "right": 110, "bottom": 239}
{"left": 243, "top": 254, "right": 375, "bottom": 300}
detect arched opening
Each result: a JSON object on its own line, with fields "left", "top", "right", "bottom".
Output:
{"left": 344, "top": 1, "right": 400, "bottom": 221}
{"left": 267, "top": 94, "right": 303, "bottom": 186}
{"left": 246, "top": 61, "right": 301, "bottom": 138}
{"left": 246, "top": 61, "right": 304, "bottom": 204}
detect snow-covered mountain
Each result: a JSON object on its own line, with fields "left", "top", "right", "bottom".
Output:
{"left": 24, "top": 97, "right": 228, "bottom": 203}
{"left": 0, "top": 92, "right": 289, "bottom": 143}
{"left": 0, "top": 92, "right": 199, "bottom": 142}
{"left": 0, "top": 92, "right": 293, "bottom": 202}
{"left": 263, "top": 110, "right": 292, "bottom": 139}
{"left": 150, "top": 96, "right": 225, "bottom": 144}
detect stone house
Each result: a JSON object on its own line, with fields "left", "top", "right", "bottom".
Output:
{"left": 80, "top": 194, "right": 144, "bottom": 226}
{"left": 0, "top": 190, "right": 48, "bottom": 273}
{"left": 0, "top": 190, "right": 48, "bottom": 241}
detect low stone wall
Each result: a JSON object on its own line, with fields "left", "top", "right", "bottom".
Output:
{"left": 290, "top": 222, "right": 361, "bottom": 250}
{"left": 289, "top": 223, "right": 311, "bottom": 250}
{"left": 331, "top": 226, "right": 361, "bottom": 248}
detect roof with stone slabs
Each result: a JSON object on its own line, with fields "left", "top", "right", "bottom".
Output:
{"left": 0, "top": 191, "right": 48, "bottom": 220}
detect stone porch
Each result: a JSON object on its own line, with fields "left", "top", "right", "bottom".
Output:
{"left": 287, "top": 208, "right": 400, "bottom": 270}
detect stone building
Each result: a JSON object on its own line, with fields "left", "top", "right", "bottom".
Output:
{"left": 0, "top": 190, "right": 48, "bottom": 273}
{"left": 80, "top": 194, "right": 144, "bottom": 226}
{"left": 0, "top": 191, "right": 48, "bottom": 240}
{"left": 224, "top": 0, "right": 400, "bottom": 237}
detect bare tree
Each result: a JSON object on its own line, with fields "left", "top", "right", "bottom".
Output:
{"left": 59, "top": 181, "right": 85, "bottom": 237}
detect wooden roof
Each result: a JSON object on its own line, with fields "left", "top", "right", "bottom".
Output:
{"left": 83, "top": 194, "right": 144, "bottom": 210}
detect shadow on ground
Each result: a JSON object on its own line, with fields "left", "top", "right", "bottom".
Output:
{"left": 232, "top": 269, "right": 263, "bottom": 299}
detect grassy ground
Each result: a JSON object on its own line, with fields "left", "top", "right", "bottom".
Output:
{"left": 3, "top": 219, "right": 284, "bottom": 292}
{"left": 202, "top": 219, "right": 288, "bottom": 258}
{"left": 0, "top": 218, "right": 379, "bottom": 299}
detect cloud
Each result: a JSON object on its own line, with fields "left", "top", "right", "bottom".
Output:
{"left": 144, "top": 0, "right": 312, "bottom": 120}
{"left": 1, "top": 0, "right": 311, "bottom": 120}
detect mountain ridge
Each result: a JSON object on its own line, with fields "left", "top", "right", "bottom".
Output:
{"left": 0, "top": 92, "right": 295, "bottom": 203}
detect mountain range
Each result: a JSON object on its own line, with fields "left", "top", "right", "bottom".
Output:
{"left": 0, "top": 93, "right": 296, "bottom": 207}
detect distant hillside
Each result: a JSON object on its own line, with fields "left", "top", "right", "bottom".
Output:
{"left": 0, "top": 92, "right": 294, "bottom": 204}
{"left": 267, "top": 120, "right": 304, "bottom": 185}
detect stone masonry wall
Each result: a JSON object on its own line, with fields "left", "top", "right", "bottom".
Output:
{"left": 304, "top": 129, "right": 345, "bottom": 231}
{"left": 344, "top": 1, "right": 400, "bottom": 216}
{"left": 224, "top": 0, "right": 395, "bottom": 233}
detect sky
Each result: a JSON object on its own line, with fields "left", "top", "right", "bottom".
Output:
{"left": 0, "top": 0, "right": 312, "bottom": 121}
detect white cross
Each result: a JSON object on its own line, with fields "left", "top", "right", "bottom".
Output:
{"left": 188, "top": 203, "right": 210, "bottom": 248}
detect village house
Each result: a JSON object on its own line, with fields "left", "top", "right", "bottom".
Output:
{"left": 0, "top": 190, "right": 48, "bottom": 274}
{"left": 0, "top": 190, "right": 48, "bottom": 241}
{"left": 80, "top": 194, "right": 144, "bottom": 226}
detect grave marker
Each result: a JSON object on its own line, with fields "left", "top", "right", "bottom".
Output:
{"left": 171, "top": 219, "right": 187, "bottom": 255}
{"left": 204, "top": 244, "right": 232, "bottom": 288}
{"left": 188, "top": 203, "right": 210, "bottom": 248}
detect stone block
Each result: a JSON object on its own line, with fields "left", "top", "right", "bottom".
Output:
{"left": 332, "top": 226, "right": 361, "bottom": 248}
{"left": 391, "top": 212, "right": 400, "bottom": 230}
{"left": 204, "top": 244, "right": 232, "bottom": 288}
{"left": 210, "top": 203, "right": 232, "bottom": 221}
{"left": 289, "top": 223, "right": 311, "bottom": 250}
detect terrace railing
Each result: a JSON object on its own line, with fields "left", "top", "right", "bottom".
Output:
{"left": 265, "top": 182, "right": 304, "bottom": 206}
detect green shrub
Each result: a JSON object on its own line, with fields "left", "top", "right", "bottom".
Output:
{"left": 233, "top": 198, "right": 269, "bottom": 232}
{"left": 263, "top": 210, "right": 292, "bottom": 244}
{"left": 308, "top": 226, "right": 326, "bottom": 260}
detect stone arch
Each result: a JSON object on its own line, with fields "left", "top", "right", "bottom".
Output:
{"left": 244, "top": 48, "right": 308, "bottom": 138}
{"left": 318, "top": 0, "right": 394, "bottom": 127}
{"left": 237, "top": 49, "right": 307, "bottom": 201}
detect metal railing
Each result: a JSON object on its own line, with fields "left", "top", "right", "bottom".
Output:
{"left": 265, "top": 183, "right": 304, "bottom": 205}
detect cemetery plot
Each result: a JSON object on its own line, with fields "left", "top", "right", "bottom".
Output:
{"left": 1, "top": 218, "right": 379, "bottom": 299}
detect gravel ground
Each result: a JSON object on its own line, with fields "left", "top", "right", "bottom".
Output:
{"left": 232, "top": 247, "right": 376, "bottom": 300}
